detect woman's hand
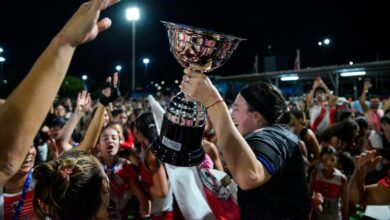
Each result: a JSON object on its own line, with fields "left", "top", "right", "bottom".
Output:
{"left": 139, "top": 199, "right": 151, "bottom": 218}
{"left": 180, "top": 67, "right": 223, "bottom": 107}
{"left": 58, "top": 0, "right": 120, "bottom": 47}
{"left": 355, "top": 150, "right": 381, "bottom": 175}
{"left": 75, "top": 90, "right": 92, "bottom": 114}
{"left": 99, "top": 72, "right": 120, "bottom": 106}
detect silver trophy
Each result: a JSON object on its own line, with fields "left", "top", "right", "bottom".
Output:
{"left": 151, "top": 21, "right": 245, "bottom": 166}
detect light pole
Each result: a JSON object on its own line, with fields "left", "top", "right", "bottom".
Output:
{"left": 0, "top": 47, "right": 5, "bottom": 85}
{"left": 82, "top": 74, "right": 88, "bottom": 90}
{"left": 318, "top": 38, "right": 331, "bottom": 65}
{"left": 126, "top": 7, "right": 140, "bottom": 91}
{"left": 143, "top": 58, "right": 150, "bottom": 73}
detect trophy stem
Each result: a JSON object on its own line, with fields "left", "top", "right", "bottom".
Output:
{"left": 179, "top": 91, "right": 205, "bottom": 127}
{"left": 195, "top": 101, "right": 204, "bottom": 126}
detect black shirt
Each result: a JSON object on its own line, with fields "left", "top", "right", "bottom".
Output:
{"left": 238, "top": 125, "right": 311, "bottom": 220}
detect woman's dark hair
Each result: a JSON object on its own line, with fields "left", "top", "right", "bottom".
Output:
{"left": 48, "top": 117, "right": 66, "bottom": 128}
{"left": 135, "top": 111, "right": 158, "bottom": 142}
{"left": 320, "top": 120, "right": 359, "bottom": 148}
{"left": 355, "top": 116, "right": 369, "bottom": 130}
{"left": 111, "top": 109, "right": 126, "bottom": 118}
{"left": 33, "top": 150, "right": 105, "bottom": 220}
{"left": 240, "top": 82, "right": 290, "bottom": 125}
{"left": 291, "top": 109, "right": 305, "bottom": 120}
{"left": 337, "top": 110, "right": 353, "bottom": 122}
{"left": 337, "top": 152, "right": 355, "bottom": 177}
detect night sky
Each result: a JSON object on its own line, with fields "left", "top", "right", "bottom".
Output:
{"left": 1, "top": 0, "right": 390, "bottom": 94}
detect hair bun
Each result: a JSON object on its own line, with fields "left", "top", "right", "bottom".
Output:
{"left": 33, "top": 162, "right": 57, "bottom": 186}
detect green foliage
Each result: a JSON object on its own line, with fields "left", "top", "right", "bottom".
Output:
{"left": 59, "top": 75, "right": 84, "bottom": 97}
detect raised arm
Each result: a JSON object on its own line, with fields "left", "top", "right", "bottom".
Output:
{"left": 349, "top": 150, "right": 383, "bottom": 205}
{"left": 143, "top": 149, "right": 169, "bottom": 198}
{"left": 359, "top": 80, "right": 371, "bottom": 114}
{"left": 56, "top": 90, "right": 91, "bottom": 153}
{"left": 0, "top": 0, "right": 120, "bottom": 185}
{"left": 318, "top": 78, "right": 333, "bottom": 103}
{"left": 349, "top": 150, "right": 390, "bottom": 205}
{"left": 181, "top": 69, "right": 271, "bottom": 190}
{"left": 383, "top": 97, "right": 390, "bottom": 113}
{"left": 307, "top": 79, "right": 321, "bottom": 108}
{"left": 304, "top": 129, "right": 321, "bottom": 167}
{"left": 77, "top": 73, "right": 120, "bottom": 151}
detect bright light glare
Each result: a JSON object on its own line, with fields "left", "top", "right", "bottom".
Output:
{"left": 324, "top": 38, "right": 330, "bottom": 45}
{"left": 0, "top": 57, "right": 5, "bottom": 62}
{"left": 340, "top": 71, "right": 366, "bottom": 77}
{"left": 116, "top": 65, "right": 122, "bottom": 71}
{"left": 281, "top": 75, "right": 299, "bottom": 81}
{"left": 82, "top": 75, "right": 88, "bottom": 80}
{"left": 143, "top": 58, "right": 150, "bottom": 64}
{"left": 126, "top": 7, "right": 140, "bottom": 21}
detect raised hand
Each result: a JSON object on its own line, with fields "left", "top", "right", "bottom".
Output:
{"left": 363, "top": 80, "right": 372, "bottom": 91}
{"left": 312, "top": 78, "right": 321, "bottom": 89}
{"left": 383, "top": 97, "right": 390, "bottom": 111}
{"left": 99, "top": 72, "right": 120, "bottom": 106}
{"left": 75, "top": 90, "right": 92, "bottom": 114}
{"left": 181, "top": 67, "right": 223, "bottom": 107}
{"left": 355, "top": 150, "right": 381, "bottom": 175}
{"left": 58, "top": 0, "right": 120, "bottom": 47}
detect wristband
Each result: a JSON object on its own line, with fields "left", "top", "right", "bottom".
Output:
{"left": 206, "top": 99, "right": 224, "bottom": 110}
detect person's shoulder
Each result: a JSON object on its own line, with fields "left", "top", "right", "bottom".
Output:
{"left": 246, "top": 125, "right": 298, "bottom": 146}
{"left": 267, "top": 125, "right": 298, "bottom": 140}
{"left": 247, "top": 125, "right": 291, "bottom": 136}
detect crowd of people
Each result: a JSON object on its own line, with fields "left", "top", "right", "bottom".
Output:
{"left": 1, "top": 0, "right": 390, "bottom": 219}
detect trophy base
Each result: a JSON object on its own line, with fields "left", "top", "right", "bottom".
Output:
{"left": 151, "top": 113, "right": 205, "bottom": 167}
{"left": 151, "top": 138, "right": 205, "bottom": 167}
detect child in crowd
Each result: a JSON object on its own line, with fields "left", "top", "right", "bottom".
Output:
{"left": 310, "top": 146, "right": 349, "bottom": 220}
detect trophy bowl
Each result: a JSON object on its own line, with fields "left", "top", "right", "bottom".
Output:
{"left": 161, "top": 21, "right": 245, "bottom": 72}
{"left": 151, "top": 21, "right": 245, "bottom": 166}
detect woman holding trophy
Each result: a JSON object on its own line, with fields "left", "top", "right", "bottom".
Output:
{"left": 153, "top": 21, "right": 310, "bottom": 219}
{"left": 180, "top": 71, "right": 311, "bottom": 219}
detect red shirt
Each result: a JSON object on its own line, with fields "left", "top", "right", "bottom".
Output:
{"left": 3, "top": 181, "right": 35, "bottom": 220}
